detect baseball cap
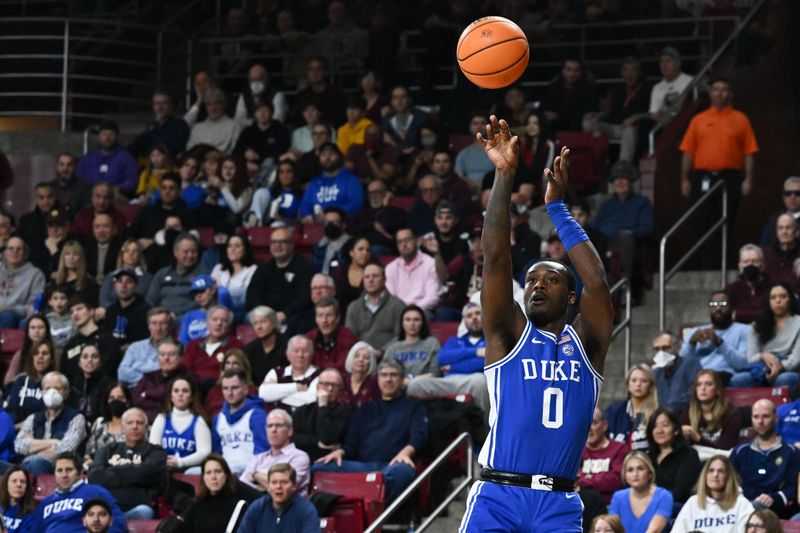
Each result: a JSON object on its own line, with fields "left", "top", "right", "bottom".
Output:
{"left": 659, "top": 46, "right": 681, "bottom": 61}
{"left": 82, "top": 497, "right": 112, "bottom": 517}
{"left": 45, "top": 209, "right": 69, "bottom": 227}
{"left": 112, "top": 268, "right": 138, "bottom": 283}
{"left": 190, "top": 274, "right": 216, "bottom": 293}
{"left": 318, "top": 142, "right": 342, "bottom": 157}
{"left": 98, "top": 119, "right": 120, "bottom": 134}
{"left": 609, "top": 160, "right": 637, "bottom": 182}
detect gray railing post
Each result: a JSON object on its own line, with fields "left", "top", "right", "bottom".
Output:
{"left": 721, "top": 185, "right": 727, "bottom": 286}
{"left": 60, "top": 19, "right": 70, "bottom": 133}
{"left": 185, "top": 40, "right": 193, "bottom": 111}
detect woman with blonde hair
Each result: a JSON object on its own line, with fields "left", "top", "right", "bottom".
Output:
{"left": 680, "top": 369, "right": 742, "bottom": 459}
{"left": 672, "top": 455, "right": 753, "bottom": 533}
{"left": 605, "top": 364, "right": 659, "bottom": 451}
{"left": 609, "top": 451, "right": 672, "bottom": 533}
{"left": 98, "top": 238, "right": 152, "bottom": 310}
{"left": 591, "top": 514, "right": 625, "bottom": 533}
{"left": 50, "top": 239, "right": 98, "bottom": 305}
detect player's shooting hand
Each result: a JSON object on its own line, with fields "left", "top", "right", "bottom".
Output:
{"left": 544, "top": 146, "right": 571, "bottom": 203}
{"left": 478, "top": 115, "right": 518, "bottom": 176}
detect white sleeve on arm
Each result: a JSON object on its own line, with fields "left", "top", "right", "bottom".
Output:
{"left": 149, "top": 414, "right": 166, "bottom": 446}
{"left": 259, "top": 382, "right": 299, "bottom": 402}
{"left": 178, "top": 417, "right": 212, "bottom": 468}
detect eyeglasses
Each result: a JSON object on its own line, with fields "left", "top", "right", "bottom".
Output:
{"left": 745, "top": 524, "right": 766, "bottom": 530}
{"left": 784, "top": 191, "right": 800, "bottom": 197}
{"left": 708, "top": 301, "right": 729, "bottom": 307}
{"left": 318, "top": 381, "right": 341, "bottom": 388}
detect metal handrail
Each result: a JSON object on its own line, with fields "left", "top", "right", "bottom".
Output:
{"left": 659, "top": 180, "right": 728, "bottom": 330}
{"left": 647, "top": 0, "right": 766, "bottom": 155}
{"left": 610, "top": 278, "right": 632, "bottom": 374}
{"left": 364, "top": 431, "right": 474, "bottom": 533}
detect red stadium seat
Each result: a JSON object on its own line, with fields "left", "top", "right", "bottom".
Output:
{"left": 117, "top": 204, "right": 141, "bottom": 224}
{"left": 783, "top": 521, "right": 800, "bottom": 533}
{"left": 172, "top": 473, "right": 202, "bottom": 496}
{"left": 243, "top": 226, "right": 272, "bottom": 264}
{"left": 320, "top": 517, "right": 336, "bottom": 533}
{"left": 197, "top": 227, "right": 215, "bottom": 250}
{"left": 449, "top": 133, "right": 474, "bottom": 155}
{"left": 327, "top": 497, "right": 367, "bottom": 533}
{"left": 554, "top": 131, "right": 608, "bottom": 194}
{"left": 378, "top": 255, "right": 397, "bottom": 267}
{"left": 725, "top": 387, "right": 791, "bottom": 408}
{"left": 295, "top": 223, "right": 324, "bottom": 257}
{"left": 34, "top": 474, "right": 57, "bottom": 501}
{"left": 126, "top": 520, "right": 161, "bottom": 533}
{"left": 429, "top": 322, "right": 458, "bottom": 345}
{"left": 236, "top": 324, "right": 257, "bottom": 345}
{"left": 388, "top": 196, "right": 415, "bottom": 212}
{"left": 0, "top": 328, "right": 24, "bottom": 367}
{"left": 312, "top": 471, "right": 386, "bottom": 524}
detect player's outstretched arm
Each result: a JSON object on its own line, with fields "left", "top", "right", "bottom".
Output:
{"left": 479, "top": 115, "right": 528, "bottom": 365}
{"left": 545, "top": 147, "right": 613, "bottom": 374}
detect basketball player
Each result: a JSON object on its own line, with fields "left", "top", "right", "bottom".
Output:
{"left": 459, "top": 116, "right": 613, "bottom": 532}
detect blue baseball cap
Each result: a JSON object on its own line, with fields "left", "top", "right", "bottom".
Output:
{"left": 190, "top": 274, "right": 216, "bottom": 293}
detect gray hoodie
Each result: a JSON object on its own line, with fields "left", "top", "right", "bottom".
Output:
{"left": 0, "top": 262, "right": 45, "bottom": 315}
{"left": 383, "top": 336, "right": 441, "bottom": 377}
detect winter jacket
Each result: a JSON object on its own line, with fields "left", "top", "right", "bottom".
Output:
{"left": 87, "top": 440, "right": 167, "bottom": 511}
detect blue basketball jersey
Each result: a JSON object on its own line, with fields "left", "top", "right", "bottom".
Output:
{"left": 478, "top": 322, "right": 603, "bottom": 478}
{"left": 162, "top": 414, "right": 199, "bottom": 458}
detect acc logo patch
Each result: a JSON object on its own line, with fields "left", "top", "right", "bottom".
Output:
{"left": 562, "top": 344, "right": 574, "bottom": 357}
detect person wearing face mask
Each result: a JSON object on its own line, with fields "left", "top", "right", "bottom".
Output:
{"left": 454, "top": 114, "right": 496, "bottom": 189}
{"left": 234, "top": 63, "right": 288, "bottom": 126}
{"left": 344, "top": 122, "right": 398, "bottom": 185}
{"left": 312, "top": 207, "right": 351, "bottom": 274}
{"left": 299, "top": 142, "right": 364, "bottom": 223}
{"left": 14, "top": 371, "right": 86, "bottom": 475}
{"left": 724, "top": 244, "right": 772, "bottom": 324}
{"left": 651, "top": 331, "right": 702, "bottom": 413}
{"left": 84, "top": 383, "right": 131, "bottom": 467}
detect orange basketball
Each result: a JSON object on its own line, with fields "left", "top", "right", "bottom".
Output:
{"left": 456, "top": 16, "right": 529, "bottom": 89}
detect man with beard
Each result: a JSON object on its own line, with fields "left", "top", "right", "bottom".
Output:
{"left": 350, "top": 179, "right": 407, "bottom": 255}
{"left": 299, "top": 143, "right": 364, "bottom": 223}
{"left": 47, "top": 153, "right": 91, "bottom": 217}
{"left": 680, "top": 290, "right": 749, "bottom": 386}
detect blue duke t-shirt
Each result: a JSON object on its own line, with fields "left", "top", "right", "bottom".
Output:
{"left": 609, "top": 487, "right": 673, "bottom": 533}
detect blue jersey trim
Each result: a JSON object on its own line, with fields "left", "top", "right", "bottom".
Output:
{"left": 565, "top": 325, "right": 604, "bottom": 382}
{"left": 485, "top": 321, "right": 533, "bottom": 371}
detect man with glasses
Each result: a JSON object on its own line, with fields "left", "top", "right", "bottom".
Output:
{"left": 681, "top": 290, "right": 749, "bottom": 386}
{"left": 385, "top": 227, "right": 441, "bottom": 315}
{"left": 651, "top": 330, "right": 701, "bottom": 412}
{"left": 760, "top": 177, "right": 800, "bottom": 247}
{"left": 240, "top": 409, "right": 310, "bottom": 495}
{"left": 313, "top": 359, "right": 428, "bottom": 502}
{"left": 0, "top": 235, "right": 45, "bottom": 328}
{"left": 293, "top": 368, "right": 352, "bottom": 461}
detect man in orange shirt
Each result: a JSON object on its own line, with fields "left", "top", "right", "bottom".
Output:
{"left": 679, "top": 78, "right": 758, "bottom": 245}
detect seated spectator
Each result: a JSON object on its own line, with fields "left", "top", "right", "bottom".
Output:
{"left": 291, "top": 103, "right": 328, "bottom": 154}
{"left": 183, "top": 70, "right": 214, "bottom": 127}
{"left": 101, "top": 267, "right": 151, "bottom": 347}
{"left": 349, "top": 181, "right": 406, "bottom": 256}
{"left": 541, "top": 58, "right": 599, "bottom": 132}
{"left": 307, "top": 297, "right": 357, "bottom": 374}
{"left": 647, "top": 407, "right": 702, "bottom": 511}
{"left": 237, "top": 463, "right": 319, "bottom": 533}
{"left": 313, "top": 359, "right": 428, "bottom": 502}
{"left": 344, "top": 122, "right": 398, "bottom": 185}
{"left": 359, "top": 70, "right": 389, "bottom": 124}
{"left": 606, "top": 364, "right": 658, "bottom": 451}
{"left": 29, "top": 208, "right": 69, "bottom": 278}
{"left": 407, "top": 174, "right": 442, "bottom": 237}
{"left": 312, "top": 1, "right": 368, "bottom": 71}
{"left": 244, "top": 306, "right": 288, "bottom": 386}
{"left": 648, "top": 47, "right": 693, "bottom": 123}
{"left": 455, "top": 115, "right": 495, "bottom": 188}
{"left": 744, "top": 509, "right": 783, "bottom": 533}
{"left": 47, "top": 152, "right": 91, "bottom": 217}
{"left": 293, "top": 368, "right": 352, "bottom": 461}
{"left": 681, "top": 290, "right": 749, "bottom": 383}
{"left": 292, "top": 121, "right": 332, "bottom": 185}
{"left": 299, "top": 143, "right": 364, "bottom": 222}
{"left": 88, "top": 407, "right": 167, "bottom": 520}
{"left": 0, "top": 465, "right": 37, "bottom": 532}
{"left": 135, "top": 144, "right": 176, "bottom": 202}
{"left": 211, "top": 234, "right": 257, "bottom": 322}
{"left": 313, "top": 207, "right": 351, "bottom": 275}
{"left": 247, "top": 159, "right": 303, "bottom": 227}
{"left": 764, "top": 214, "right": 800, "bottom": 289}
{"left": 337, "top": 96, "right": 373, "bottom": 156}
{"left": 128, "top": 90, "right": 190, "bottom": 159}
{"left": 293, "top": 57, "right": 348, "bottom": 126}
{"left": 7, "top": 340, "right": 56, "bottom": 425}
{"left": 385, "top": 228, "right": 441, "bottom": 314}
{"left": 126, "top": 174, "right": 191, "bottom": 254}
{"left": 589, "top": 515, "right": 624, "bottom": 533}
{"left": 679, "top": 370, "right": 742, "bottom": 457}
{"left": 760, "top": 176, "right": 800, "bottom": 248}
{"left": 341, "top": 342, "right": 380, "bottom": 408}
{"left": 0, "top": 236, "right": 45, "bottom": 328}
{"left": 85, "top": 382, "right": 131, "bottom": 466}
{"left": 178, "top": 275, "right": 221, "bottom": 346}
{"left": 381, "top": 85, "right": 427, "bottom": 153}
{"left": 70, "top": 182, "right": 127, "bottom": 243}
{"left": 146, "top": 232, "right": 210, "bottom": 320}
{"left": 651, "top": 330, "right": 702, "bottom": 412}
{"left": 288, "top": 273, "right": 335, "bottom": 336}
{"left": 46, "top": 286, "right": 75, "bottom": 352}
{"left": 30, "top": 452, "right": 125, "bottom": 532}
{"left": 211, "top": 156, "right": 253, "bottom": 218}
{"left": 82, "top": 497, "right": 117, "bottom": 533}
{"left": 211, "top": 370, "right": 269, "bottom": 475}
{"left": 724, "top": 244, "right": 771, "bottom": 324}
{"left": 71, "top": 343, "right": 115, "bottom": 423}
{"left": 2, "top": 313, "right": 52, "bottom": 388}
{"left": 141, "top": 214, "right": 199, "bottom": 273}
{"left": 85, "top": 213, "right": 121, "bottom": 284}
{"left": 233, "top": 98, "right": 290, "bottom": 168}
{"left": 184, "top": 305, "right": 244, "bottom": 388}
{"left": 50, "top": 240, "right": 99, "bottom": 306}
{"left": 671, "top": 454, "right": 754, "bottom": 533}
{"left": 132, "top": 337, "right": 190, "bottom": 423}
{"left": 433, "top": 151, "right": 473, "bottom": 217}
{"left": 15, "top": 371, "right": 86, "bottom": 474}
{"left": 345, "top": 263, "right": 405, "bottom": 350}
{"left": 777, "top": 393, "right": 800, "bottom": 447}
{"left": 383, "top": 305, "right": 441, "bottom": 379}
{"left": 608, "top": 451, "right": 672, "bottom": 533}
{"left": 245, "top": 226, "right": 314, "bottom": 327}
{"left": 187, "top": 88, "right": 242, "bottom": 153}
{"left": 580, "top": 408, "right": 629, "bottom": 504}
{"left": 235, "top": 63, "right": 288, "bottom": 125}
{"left": 76, "top": 120, "right": 138, "bottom": 195}
{"left": 149, "top": 376, "right": 211, "bottom": 472}
{"left": 590, "top": 161, "right": 654, "bottom": 301}
{"left": 259, "top": 335, "right": 321, "bottom": 411}
{"left": 18, "top": 182, "right": 57, "bottom": 246}
{"left": 239, "top": 409, "right": 310, "bottom": 494}
{"left": 117, "top": 307, "right": 172, "bottom": 387}
{"left": 204, "top": 348, "right": 259, "bottom": 419}
{"left": 731, "top": 282, "right": 800, "bottom": 389}
{"left": 331, "top": 237, "right": 371, "bottom": 311}
{"left": 98, "top": 239, "right": 153, "bottom": 310}
{"left": 173, "top": 153, "right": 206, "bottom": 209}
{"left": 173, "top": 454, "right": 256, "bottom": 532}
{"left": 730, "top": 399, "right": 800, "bottom": 518}
{"left": 408, "top": 302, "right": 488, "bottom": 414}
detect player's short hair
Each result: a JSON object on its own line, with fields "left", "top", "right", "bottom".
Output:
{"left": 528, "top": 259, "right": 577, "bottom": 292}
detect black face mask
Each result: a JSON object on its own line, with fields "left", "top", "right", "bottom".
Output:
{"left": 324, "top": 222, "right": 343, "bottom": 241}
{"left": 108, "top": 400, "right": 127, "bottom": 418}
{"left": 742, "top": 265, "right": 760, "bottom": 281}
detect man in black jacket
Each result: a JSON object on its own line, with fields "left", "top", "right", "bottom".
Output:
{"left": 87, "top": 407, "right": 167, "bottom": 520}
{"left": 102, "top": 268, "right": 151, "bottom": 348}
{"left": 292, "top": 368, "right": 352, "bottom": 461}
{"left": 125, "top": 173, "right": 191, "bottom": 253}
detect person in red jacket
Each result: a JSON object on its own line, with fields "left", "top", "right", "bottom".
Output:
{"left": 306, "top": 297, "right": 356, "bottom": 375}
{"left": 579, "top": 408, "right": 629, "bottom": 503}
{"left": 183, "top": 305, "right": 243, "bottom": 390}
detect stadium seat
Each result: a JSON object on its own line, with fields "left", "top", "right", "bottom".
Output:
{"left": 429, "top": 322, "right": 458, "bottom": 345}
{"left": 554, "top": 131, "right": 608, "bottom": 194}
{"left": 388, "top": 196, "right": 415, "bottom": 212}
{"left": 34, "top": 474, "right": 57, "bottom": 501}
{"left": 117, "top": 204, "right": 141, "bottom": 225}
{"left": 243, "top": 226, "right": 272, "bottom": 263}
{"left": 725, "top": 387, "right": 791, "bottom": 408}
{"left": 328, "top": 496, "right": 369, "bottom": 533}
{"left": 126, "top": 520, "right": 161, "bottom": 533}
{"left": 782, "top": 521, "right": 800, "bottom": 533}
{"left": 449, "top": 133, "right": 474, "bottom": 155}
{"left": 0, "top": 328, "right": 24, "bottom": 367}
{"left": 320, "top": 517, "right": 336, "bottom": 533}
{"left": 172, "top": 473, "right": 202, "bottom": 496}
{"left": 378, "top": 255, "right": 397, "bottom": 267}
{"left": 295, "top": 223, "right": 324, "bottom": 257}
{"left": 312, "top": 471, "right": 386, "bottom": 524}
{"left": 236, "top": 324, "right": 257, "bottom": 345}
{"left": 197, "top": 227, "right": 215, "bottom": 250}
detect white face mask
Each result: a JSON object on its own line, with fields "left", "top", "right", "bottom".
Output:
{"left": 652, "top": 350, "right": 676, "bottom": 369}
{"left": 250, "top": 81, "right": 265, "bottom": 94}
{"left": 43, "top": 388, "right": 64, "bottom": 408}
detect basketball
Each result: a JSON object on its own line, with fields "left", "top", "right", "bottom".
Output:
{"left": 456, "top": 16, "right": 530, "bottom": 89}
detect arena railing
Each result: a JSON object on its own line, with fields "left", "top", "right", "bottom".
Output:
{"left": 364, "top": 431, "right": 473, "bottom": 533}
{"left": 658, "top": 180, "right": 728, "bottom": 331}
{"left": 610, "top": 277, "right": 632, "bottom": 374}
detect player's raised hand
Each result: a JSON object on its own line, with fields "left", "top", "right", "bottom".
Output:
{"left": 544, "top": 146, "right": 570, "bottom": 203}
{"left": 478, "top": 115, "right": 518, "bottom": 175}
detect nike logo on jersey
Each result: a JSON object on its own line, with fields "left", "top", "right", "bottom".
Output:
{"left": 531, "top": 338, "right": 545, "bottom": 345}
